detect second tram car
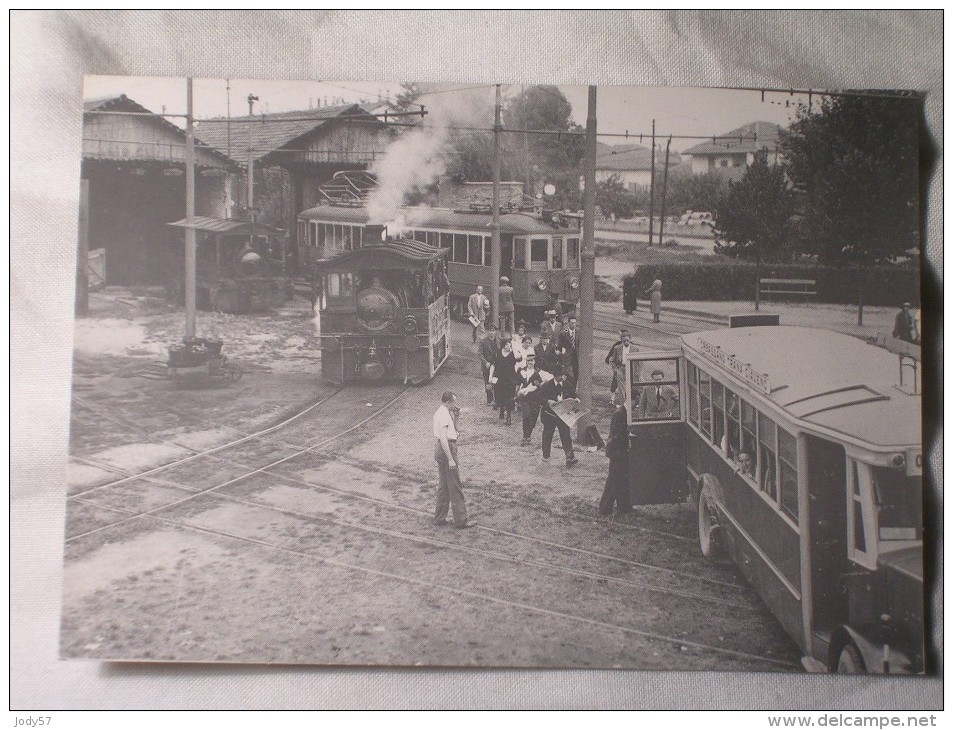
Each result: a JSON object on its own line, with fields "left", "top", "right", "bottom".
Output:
{"left": 622, "top": 324, "right": 924, "bottom": 674}
{"left": 312, "top": 224, "right": 451, "bottom": 384}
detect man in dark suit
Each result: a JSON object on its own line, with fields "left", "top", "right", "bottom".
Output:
{"left": 535, "top": 333, "right": 556, "bottom": 377}
{"left": 539, "top": 309, "right": 563, "bottom": 342}
{"left": 479, "top": 324, "right": 501, "bottom": 406}
{"left": 516, "top": 352, "right": 544, "bottom": 446}
{"left": 599, "top": 403, "right": 632, "bottom": 516}
{"left": 536, "top": 366, "right": 578, "bottom": 467}
{"left": 636, "top": 369, "right": 678, "bottom": 419}
{"left": 557, "top": 314, "right": 581, "bottom": 379}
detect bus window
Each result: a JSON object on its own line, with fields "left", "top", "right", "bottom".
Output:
{"left": 740, "top": 400, "right": 757, "bottom": 479}
{"left": 712, "top": 381, "right": 726, "bottom": 451}
{"left": 630, "top": 358, "right": 681, "bottom": 420}
{"left": 726, "top": 389, "right": 741, "bottom": 459}
{"left": 758, "top": 413, "right": 778, "bottom": 500}
{"left": 468, "top": 235, "right": 482, "bottom": 265}
{"left": 453, "top": 234, "right": 467, "bottom": 263}
{"left": 483, "top": 236, "right": 491, "bottom": 267}
{"left": 530, "top": 238, "right": 548, "bottom": 270}
{"left": 872, "top": 466, "right": 922, "bottom": 542}
{"left": 778, "top": 427, "right": 798, "bottom": 522}
{"left": 567, "top": 237, "right": 580, "bottom": 268}
{"left": 687, "top": 362, "right": 699, "bottom": 426}
{"left": 440, "top": 232, "right": 453, "bottom": 249}
{"left": 552, "top": 237, "right": 564, "bottom": 269}
{"left": 513, "top": 238, "right": 526, "bottom": 269}
{"left": 698, "top": 369, "right": 712, "bottom": 437}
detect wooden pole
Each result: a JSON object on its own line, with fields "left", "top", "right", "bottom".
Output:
{"left": 184, "top": 77, "right": 196, "bottom": 340}
{"left": 576, "top": 86, "right": 597, "bottom": 443}
{"left": 490, "top": 84, "right": 502, "bottom": 328}
{"left": 658, "top": 136, "right": 672, "bottom": 245}
{"left": 247, "top": 94, "right": 258, "bottom": 248}
{"left": 648, "top": 119, "right": 656, "bottom": 246}
{"left": 76, "top": 178, "right": 89, "bottom": 316}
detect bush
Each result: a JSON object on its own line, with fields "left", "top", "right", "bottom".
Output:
{"left": 623, "top": 262, "right": 920, "bottom": 305}
{"left": 595, "top": 276, "right": 621, "bottom": 302}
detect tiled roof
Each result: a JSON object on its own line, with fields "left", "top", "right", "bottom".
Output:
{"left": 682, "top": 121, "right": 782, "bottom": 156}
{"left": 596, "top": 143, "right": 682, "bottom": 171}
{"left": 195, "top": 104, "right": 381, "bottom": 163}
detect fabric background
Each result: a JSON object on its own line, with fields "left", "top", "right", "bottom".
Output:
{"left": 10, "top": 10, "right": 943, "bottom": 709}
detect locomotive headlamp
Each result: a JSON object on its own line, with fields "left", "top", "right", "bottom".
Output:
{"left": 403, "top": 315, "right": 418, "bottom": 333}
{"left": 536, "top": 279, "right": 547, "bottom": 291}
{"left": 569, "top": 277, "right": 579, "bottom": 290}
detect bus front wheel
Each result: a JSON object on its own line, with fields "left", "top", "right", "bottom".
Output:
{"left": 836, "top": 643, "right": 865, "bottom": 674}
{"left": 697, "top": 483, "right": 723, "bottom": 560}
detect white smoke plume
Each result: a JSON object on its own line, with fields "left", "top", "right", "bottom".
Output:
{"left": 365, "top": 85, "right": 495, "bottom": 233}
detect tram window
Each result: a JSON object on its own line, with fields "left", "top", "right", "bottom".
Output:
{"left": 687, "top": 363, "right": 699, "bottom": 426}
{"left": 513, "top": 238, "right": 526, "bottom": 268}
{"left": 758, "top": 414, "right": 778, "bottom": 499}
{"left": 482, "top": 237, "right": 491, "bottom": 266}
{"left": 440, "top": 232, "right": 453, "bottom": 249}
{"left": 567, "top": 237, "right": 579, "bottom": 267}
{"left": 726, "top": 389, "right": 741, "bottom": 459}
{"left": 872, "top": 467, "right": 922, "bottom": 540}
{"left": 453, "top": 234, "right": 467, "bottom": 263}
{"left": 428, "top": 231, "right": 439, "bottom": 247}
{"left": 740, "top": 400, "right": 757, "bottom": 477}
{"left": 339, "top": 272, "right": 354, "bottom": 296}
{"left": 712, "top": 381, "right": 726, "bottom": 451}
{"left": 778, "top": 427, "right": 798, "bottom": 522}
{"left": 552, "top": 237, "right": 564, "bottom": 269}
{"left": 468, "top": 235, "right": 482, "bottom": 265}
{"left": 530, "top": 238, "right": 548, "bottom": 270}
{"left": 698, "top": 369, "right": 712, "bottom": 436}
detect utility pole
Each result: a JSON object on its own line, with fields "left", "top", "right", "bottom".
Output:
{"left": 648, "top": 119, "right": 656, "bottom": 246}
{"left": 184, "top": 78, "right": 197, "bottom": 339}
{"left": 576, "top": 85, "right": 597, "bottom": 443}
{"left": 658, "top": 136, "right": 672, "bottom": 245}
{"left": 76, "top": 179, "right": 89, "bottom": 316}
{"left": 490, "top": 84, "right": 502, "bottom": 328}
{"left": 247, "top": 93, "right": 259, "bottom": 248}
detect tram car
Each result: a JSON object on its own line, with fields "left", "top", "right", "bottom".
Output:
{"left": 312, "top": 224, "right": 451, "bottom": 384}
{"left": 297, "top": 176, "right": 582, "bottom": 323}
{"left": 166, "top": 216, "right": 288, "bottom": 313}
{"left": 621, "top": 322, "right": 925, "bottom": 674}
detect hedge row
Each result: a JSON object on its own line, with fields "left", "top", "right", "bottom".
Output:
{"left": 622, "top": 263, "right": 920, "bottom": 306}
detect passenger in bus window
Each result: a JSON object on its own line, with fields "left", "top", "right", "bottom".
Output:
{"left": 736, "top": 452, "right": 754, "bottom": 478}
{"left": 637, "top": 369, "right": 678, "bottom": 419}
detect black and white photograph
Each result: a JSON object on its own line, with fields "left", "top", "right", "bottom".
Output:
{"left": 11, "top": 10, "right": 942, "bottom": 712}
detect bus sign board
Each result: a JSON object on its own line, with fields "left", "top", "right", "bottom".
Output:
{"left": 697, "top": 338, "right": 771, "bottom": 395}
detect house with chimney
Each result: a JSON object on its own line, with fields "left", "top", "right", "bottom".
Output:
{"left": 682, "top": 121, "right": 783, "bottom": 178}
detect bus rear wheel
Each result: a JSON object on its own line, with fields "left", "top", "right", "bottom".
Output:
{"left": 836, "top": 643, "right": 865, "bottom": 674}
{"left": 697, "top": 483, "right": 723, "bottom": 560}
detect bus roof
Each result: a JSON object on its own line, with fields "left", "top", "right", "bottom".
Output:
{"left": 298, "top": 204, "right": 577, "bottom": 236}
{"left": 681, "top": 326, "right": 921, "bottom": 449}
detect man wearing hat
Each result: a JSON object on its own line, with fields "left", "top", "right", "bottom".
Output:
{"left": 893, "top": 302, "right": 920, "bottom": 344}
{"left": 535, "top": 365, "right": 578, "bottom": 466}
{"left": 606, "top": 329, "right": 636, "bottom": 405}
{"left": 534, "top": 332, "right": 556, "bottom": 380}
{"left": 539, "top": 308, "right": 563, "bottom": 343}
{"left": 637, "top": 368, "right": 678, "bottom": 419}
{"left": 498, "top": 276, "right": 515, "bottom": 335}
{"left": 478, "top": 324, "right": 501, "bottom": 407}
{"left": 516, "top": 351, "right": 544, "bottom": 445}
{"left": 466, "top": 285, "right": 490, "bottom": 343}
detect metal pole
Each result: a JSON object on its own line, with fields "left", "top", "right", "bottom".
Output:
{"left": 184, "top": 78, "right": 196, "bottom": 339}
{"left": 648, "top": 119, "right": 656, "bottom": 246}
{"left": 490, "top": 84, "right": 502, "bottom": 328}
{"left": 76, "top": 178, "right": 89, "bottom": 316}
{"left": 576, "top": 86, "right": 597, "bottom": 443}
{"left": 658, "top": 136, "right": 672, "bottom": 245}
{"left": 247, "top": 94, "right": 258, "bottom": 248}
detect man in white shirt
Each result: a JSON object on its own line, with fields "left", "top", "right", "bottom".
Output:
{"left": 433, "top": 391, "right": 475, "bottom": 528}
{"left": 606, "top": 329, "right": 635, "bottom": 405}
{"left": 467, "top": 285, "right": 490, "bottom": 343}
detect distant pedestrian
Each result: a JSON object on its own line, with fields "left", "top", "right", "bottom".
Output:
{"left": 893, "top": 302, "right": 920, "bottom": 344}
{"left": 479, "top": 324, "right": 501, "bottom": 406}
{"left": 599, "top": 403, "right": 632, "bottom": 517}
{"left": 489, "top": 340, "right": 518, "bottom": 426}
{"left": 540, "top": 308, "right": 563, "bottom": 342}
{"left": 558, "top": 314, "right": 581, "bottom": 376}
{"left": 516, "top": 353, "right": 544, "bottom": 446}
{"left": 623, "top": 277, "right": 638, "bottom": 314}
{"left": 433, "top": 391, "right": 475, "bottom": 528}
{"left": 499, "top": 276, "right": 515, "bottom": 335}
{"left": 606, "top": 329, "right": 636, "bottom": 405}
{"left": 535, "top": 333, "right": 556, "bottom": 380}
{"left": 536, "top": 366, "right": 578, "bottom": 467}
{"left": 467, "top": 285, "right": 490, "bottom": 342}
{"left": 644, "top": 278, "right": 663, "bottom": 323}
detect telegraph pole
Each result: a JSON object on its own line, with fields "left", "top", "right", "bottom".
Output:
{"left": 658, "top": 136, "right": 672, "bottom": 245}
{"left": 184, "top": 77, "right": 196, "bottom": 339}
{"left": 490, "top": 84, "right": 502, "bottom": 328}
{"left": 576, "top": 86, "right": 597, "bottom": 442}
{"left": 247, "top": 93, "right": 259, "bottom": 247}
{"left": 648, "top": 118, "right": 656, "bottom": 246}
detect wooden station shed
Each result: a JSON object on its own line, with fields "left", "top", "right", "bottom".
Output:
{"left": 81, "top": 95, "right": 239, "bottom": 286}
{"left": 195, "top": 104, "right": 392, "bottom": 269}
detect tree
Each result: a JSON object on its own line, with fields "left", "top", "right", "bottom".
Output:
{"left": 392, "top": 82, "right": 423, "bottom": 113}
{"left": 713, "top": 151, "right": 794, "bottom": 310}
{"left": 667, "top": 171, "right": 729, "bottom": 217}
{"left": 595, "top": 174, "right": 638, "bottom": 219}
{"left": 780, "top": 93, "right": 921, "bottom": 324}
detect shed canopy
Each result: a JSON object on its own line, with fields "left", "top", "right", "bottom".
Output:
{"left": 168, "top": 216, "right": 286, "bottom": 237}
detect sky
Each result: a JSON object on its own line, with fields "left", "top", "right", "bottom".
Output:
{"left": 84, "top": 76, "right": 811, "bottom": 154}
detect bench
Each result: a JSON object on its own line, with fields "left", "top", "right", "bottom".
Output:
{"left": 759, "top": 278, "right": 816, "bottom": 300}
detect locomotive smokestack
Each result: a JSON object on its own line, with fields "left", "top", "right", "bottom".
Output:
{"left": 363, "top": 224, "right": 387, "bottom": 245}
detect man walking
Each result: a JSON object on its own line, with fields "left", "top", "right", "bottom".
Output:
{"left": 599, "top": 403, "right": 632, "bottom": 517}
{"left": 536, "top": 366, "right": 578, "bottom": 467}
{"left": 516, "top": 352, "right": 544, "bottom": 446}
{"left": 433, "top": 391, "right": 475, "bottom": 528}
{"left": 467, "top": 285, "right": 490, "bottom": 343}
{"left": 498, "top": 276, "right": 515, "bottom": 335}
{"left": 479, "top": 324, "right": 501, "bottom": 406}
{"left": 558, "top": 314, "right": 581, "bottom": 379}
{"left": 606, "top": 329, "right": 635, "bottom": 405}
{"left": 539, "top": 308, "right": 563, "bottom": 342}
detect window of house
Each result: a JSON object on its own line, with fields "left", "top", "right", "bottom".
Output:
{"left": 468, "top": 235, "right": 482, "bottom": 265}
{"left": 758, "top": 413, "right": 778, "bottom": 500}
{"left": 687, "top": 362, "right": 699, "bottom": 427}
{"left": 453, "top": 233, "right": 467, "bottom": 263}
{"left": 513, "top": 238, "right": 526, "bottom": 268}
{"left": 698, "top": 369, "right": 712, "bottom": 437}
{"left": 530, "top": 238, "right": 548, "bottom": 270}
{"left": 712, "top": 380, "right": 726, "bottom": 451}
{"left": 551, "top": 237, "right": 564, "bottom": 269}
{"left": 567, "top": 237, "right": 579, "bottom": 268}
{"left": 778, "top": 427, "right": 798, "bottom": 522}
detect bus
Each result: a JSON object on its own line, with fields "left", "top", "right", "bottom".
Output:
{"left": 623, "top": 323, "right": 924, "bottom": 674}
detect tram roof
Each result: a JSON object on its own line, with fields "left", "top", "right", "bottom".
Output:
{"left": 298, "top": 204, "right": 574, "bottom": 235}
{"left": 681, "top": 326, "right": 921, "bottom": 449}
{"left": 312, "top": 237, "right": 447, "bottom": 272}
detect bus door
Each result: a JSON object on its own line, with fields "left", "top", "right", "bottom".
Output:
{"left": 625, "top": 351, "right": 687, "bottom": 505}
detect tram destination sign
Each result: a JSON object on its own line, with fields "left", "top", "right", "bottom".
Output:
{"left": 698, "top": 338, "right": 771, "bottom": 395}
